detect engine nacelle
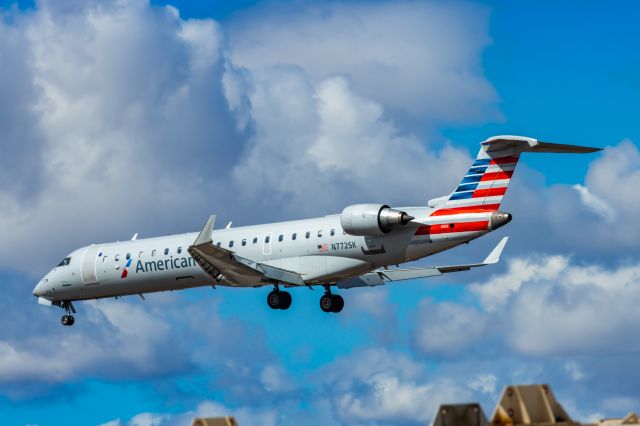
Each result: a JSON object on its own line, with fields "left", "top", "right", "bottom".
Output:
{"left": 340, "top": 204, "right": 415, "bottom": 236}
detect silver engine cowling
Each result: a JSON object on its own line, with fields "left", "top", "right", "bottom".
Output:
{"left": 340, "top": 204, "right": 415, "bottom": 236}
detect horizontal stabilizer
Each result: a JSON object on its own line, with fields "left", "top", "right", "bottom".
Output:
{"left": 338, "top": 237, "right": 508, "bottom": 289}
{"left": 481, "top": 135, "right": 601, "bottom": 155}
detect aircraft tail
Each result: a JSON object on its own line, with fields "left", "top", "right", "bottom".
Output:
{"left": 431, "top": 135, "right": 601, "bottom": 215}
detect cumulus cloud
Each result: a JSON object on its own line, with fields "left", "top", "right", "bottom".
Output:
{"left": 496, "top": 139, "right": 640, "bottom": 260}
{"left": 315, "top": 348, "right": 472, "bottom": 425}
{"left": 0, "top": 0, "right": 498, "bottom": 276}
{"left": 465, "top": 255, "right": 640, "bottom": 356}
{"left": 0, "top": 0, "right": 244, "bottom": 274}
{"left": 227, "top": 1, "right": 499, "bottom": 122}
{"left": 412, "top": 300, "right": 487, "bottom": 357}
{"left": 230, "top": 72, "right": 473, "bottom": 215}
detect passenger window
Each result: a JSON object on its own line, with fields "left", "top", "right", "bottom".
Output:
{"left": 278, "top": 234, "right": 283, "bottom": 242}
{"left": 330, "top": 229, "right": 335, "bottom": 236}
{"left": 242, "top": 239, "right": 247, "bottom": 246}
{"left": 318, "top": 230, "right": 323, "bottom": 238}
{"left": 164, "top": 248, "right": 169, "bottom": 255}
{"left": 115, "top": 254, "right": 120, "bottom": 262}
{"left": 126, "top": 253, "right": 131, "bottom": 260}
{"left": 151, "top": 250, "right": 157, "bottom": 257}
{"left": 102, "top": 256, "right": 108, "bottom": 263}
{"left": 305, "top": 231, "right": 310, "bottom": 239}
{"left": 253, "top": 237, "right": 258, "bottom": 244}
{"left": 177, "top": 247, "right": 182, "bottom": 254}
{"left": 229, "top": 241, "right": 234, "bottom": 248}
{"left": 265, "top": 236, "right": 270, "bottom": 243}
{"left": 292, "top": 233, "right": 297, "bottom": 240}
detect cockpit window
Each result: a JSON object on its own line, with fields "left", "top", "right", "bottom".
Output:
{"left": 57, "top": 257, "right": 71, "bottom": 267}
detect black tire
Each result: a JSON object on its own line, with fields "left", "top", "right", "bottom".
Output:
{"left": 278, "top": 291, "right": 292, "bottom": 310}
{"left": 320, "top": 294, "right": 333, "bottom": 312}
{"left": 61, "top": 315, "right": 70, "bottom": 326}
{"left": 267, "top": 291, "right": 281, "bottom": 309}
{"left": 68, "top": 315, "right": 75, "bottom": 326}
{"left": 331, "top": 295, "right": 344, "bottom": 313}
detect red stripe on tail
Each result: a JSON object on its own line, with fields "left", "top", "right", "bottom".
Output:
{"left": 472, "top": 187, "right": 508, "bottom": 198}
{"left": 480, "top": 170, "right": 514, "bottom": 181}
{"left": 431, "top": 204, "right": 501, "bottom": 216}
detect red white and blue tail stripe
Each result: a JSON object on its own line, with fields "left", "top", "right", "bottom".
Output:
{"left": 435, "top": 153, "right": 520, "bottom": 215}
{"left": 429, "top": 135, "right": 601, "bottom": 217}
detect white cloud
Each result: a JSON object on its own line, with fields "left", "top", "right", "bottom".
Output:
{"left": 500, "top": 140, "right": 640, "bottom": 258}
{"left": 230, "top": 72, "right": 473, "bottom": 215}
{"left": 259, "top": 365, "right": 297, "bottom": 393}
{"left": 98, "top": 421, "right": 122, "bottom": 426}
{"left": 128, "top": 413, "right": 168, "bottom": 426}
{"left": 468, "top": 255, "right": 640, "bottom": 356}
{"left": 470, "top": 255, "right": 569, "bottom": 311}
{"left": 317, "top": 348, "right": 472, "bottom": 424}
{"left": 227, "top": 1, "right": 499, "bottom": 122}
{"left": 0, "top": 0, "right": 498, "bottom": 276}
{"left": 564, "top": 361, "right": 585, "bottom": 381}
{"left": 467, "top": 374, "right": 497, "bottom": 396}
{"left": 573, "top": 184, "right": 615, "bottom": 222}
{"left": 412, "top": 300, "right": 487, "bottom": 356}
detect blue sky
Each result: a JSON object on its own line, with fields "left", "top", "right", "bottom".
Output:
{"left": 1, "top": 1, "right": 640, "bottom": 425}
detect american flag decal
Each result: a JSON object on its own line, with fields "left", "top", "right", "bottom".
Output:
{"left": 318, "top": 244, "right": 328, "bottom": 252}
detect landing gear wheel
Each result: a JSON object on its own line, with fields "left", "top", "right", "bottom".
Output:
{"left": 330, "top": 294, "right": 344, "bottom": 313}
{"left": 61, "top": 315, "right": 75, "bottom": 326}
{"left": 320, "top": 294, "right": 334, "bottom": 313}
{"left": 278, "top": 291, "right": 292, "bottom": 310}
{"left": 267, "top": 291, "right": 281, "bottom": 310}
{"left": 267, "top": 290, "right": 292, "bottom": 310}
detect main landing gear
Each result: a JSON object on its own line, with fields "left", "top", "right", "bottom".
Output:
{"left": 266, "top": 284, "right": 344, "bottom": 313}
{"left": 320, "top": 285, "right": 344, "bottom": 314}
{"left": 58, "top": 300, "right": 76, "bottom": 326}
{"left": 267, "top": 286, "right": 292, "bottom": 310}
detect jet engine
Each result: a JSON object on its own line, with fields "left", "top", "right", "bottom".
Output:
{"left": 340, "top": 204, "right": 415, "bottom": 236}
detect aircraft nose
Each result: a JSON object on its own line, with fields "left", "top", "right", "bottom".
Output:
{"left": 32, "top": 278, "right": 49, "bottom": 297}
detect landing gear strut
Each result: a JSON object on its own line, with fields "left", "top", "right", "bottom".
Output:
{"left": 267, "top": 285, "right": 292, "bottom": 310}
{"left": 59, "top": 301, "right": 76, "bottom": 326}
{"left": 320, "top": 285, "right": 344, "bottom": 313}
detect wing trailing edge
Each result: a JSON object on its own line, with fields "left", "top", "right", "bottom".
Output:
{"left": 337, "top": 237, "right": 508, "bottom": 289}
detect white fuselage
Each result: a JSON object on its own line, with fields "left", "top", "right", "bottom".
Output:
{"left": 33, "top": 206, "right": 497, "bottom": 302}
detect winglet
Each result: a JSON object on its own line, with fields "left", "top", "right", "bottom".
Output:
{"left": 483, "top": 237, "right": 508, "bottom": 264}
{"left": 194, "top": 215, "right": 216, "bottom": 246}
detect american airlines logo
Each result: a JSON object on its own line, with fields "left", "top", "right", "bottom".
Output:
{"left": 120, "top": 259, "right": 132, "bottom": 279}
{"left": 135, "top": 256, "right": 197, "bottom": 273}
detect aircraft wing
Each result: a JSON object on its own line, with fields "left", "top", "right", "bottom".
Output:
{"left": 188, "top": 215, "right": 306, "bottom": 287}
{"left": 337, "top": 237, "right": 508, "bottom": 289}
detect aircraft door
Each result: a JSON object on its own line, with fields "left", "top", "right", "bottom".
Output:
{"left": 80, "top": 245, "right": 103, "bottom": 285}
{"left": 262, "top": 232, "right": 273, "bottom": 256}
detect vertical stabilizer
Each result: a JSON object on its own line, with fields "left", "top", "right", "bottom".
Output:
{"left": 434, "top": 135, "right": 600, "bottom": 215}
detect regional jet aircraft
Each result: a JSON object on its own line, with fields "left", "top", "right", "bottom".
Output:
{"left": 33, "top": 136, "right": 600, "bottom": 325}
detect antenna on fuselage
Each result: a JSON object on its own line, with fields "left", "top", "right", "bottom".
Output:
{"left": 131, "top": 233, "right": 138, "bottom": 240}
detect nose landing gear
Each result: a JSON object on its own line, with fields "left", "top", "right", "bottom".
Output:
{"left": 320, "top": 285, "right": 344, "bottom": 313}
{"left": 61, "top": 315, "right": 75, "bottom": 326}
{"left": 56, "top": 301, "right": 76, "bottom": 326}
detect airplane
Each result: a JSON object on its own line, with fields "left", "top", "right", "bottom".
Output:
{"left": 32, "top": 135, "right": 600, "bottom": 326}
